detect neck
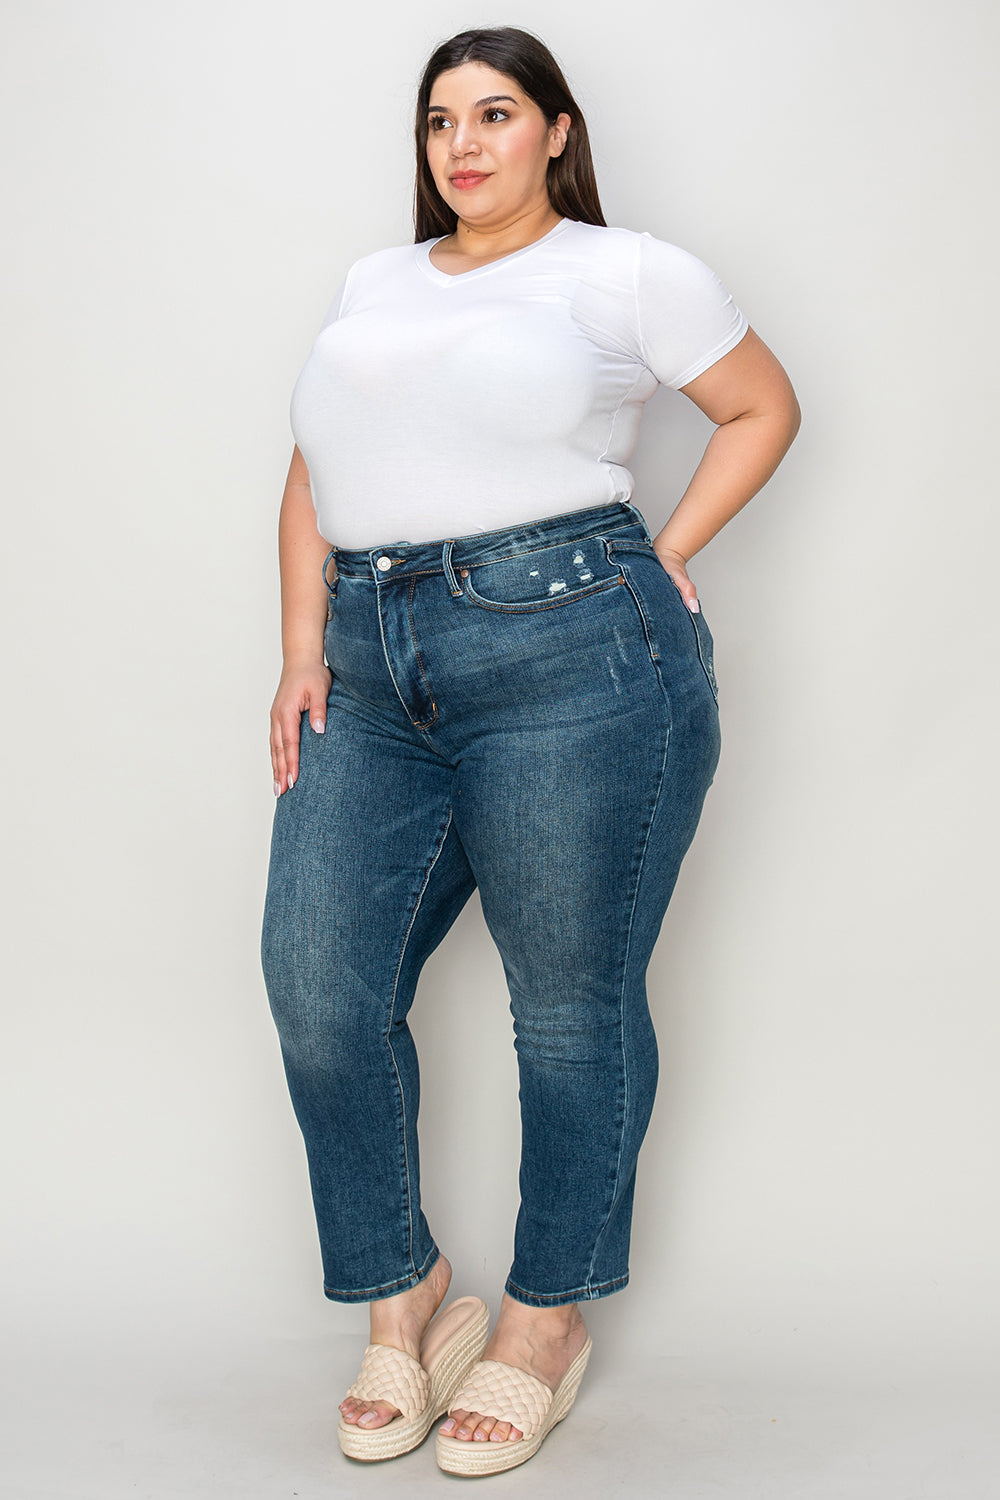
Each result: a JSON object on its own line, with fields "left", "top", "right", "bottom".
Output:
{"left": 450, "top": 204, "right": 562, "bottom": 257}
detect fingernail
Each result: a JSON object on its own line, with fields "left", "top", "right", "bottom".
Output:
{"left": 689, "top": 598, "right": 700, "bottom": 613}
{"left": 287, "top": 774, "right": 294, "bottom": 790}
{"left": 311, "top": 718, "right": 325, "bottom": 733}
{"left": 273, "top": 780, "right": 281, "bottom": 796}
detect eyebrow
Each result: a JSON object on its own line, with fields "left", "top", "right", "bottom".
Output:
{"left": 426, "top": 95, "right": 518, "bottom": 113}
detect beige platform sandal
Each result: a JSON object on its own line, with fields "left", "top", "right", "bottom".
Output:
{"left": 338, "top": 1295, "right": 489, "bottom": 1462}
{"left": 435, "top": 1335, "right": 593, "bottom": 1475}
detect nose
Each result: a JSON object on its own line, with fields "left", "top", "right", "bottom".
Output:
{"left": 448, "top": 118, "right": 482, "bottom": 159}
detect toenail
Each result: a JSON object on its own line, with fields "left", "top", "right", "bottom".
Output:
{"left": 358, "top": 1412, "right": 376, "bottom": 1426}
{"left": 441, "top": 1418, "right": 455, "bottom": 1433}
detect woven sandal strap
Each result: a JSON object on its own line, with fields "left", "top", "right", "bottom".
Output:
{"left": 449, "top": 1358, "right": 553, "bottom": 1440}
{"left": 344, "top": 1342, "right": 430, "bottom": 1422}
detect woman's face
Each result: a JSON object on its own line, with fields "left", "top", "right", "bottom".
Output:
{"left": 424, "top": 61, "right": 570, "bottom": 227}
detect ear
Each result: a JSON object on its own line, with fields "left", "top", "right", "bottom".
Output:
{"left": 550, "top": 111, "right": 572, "bottom": 157}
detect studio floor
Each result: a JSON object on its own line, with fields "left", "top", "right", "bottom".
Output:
{"left": 3, "top": 1325, "right": 996, "bottom": 1499}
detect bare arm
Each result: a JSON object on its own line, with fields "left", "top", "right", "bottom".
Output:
{"left": 651, "top": 326, "right": 801, "bottom": 610}
{"left": 269, "top": 445, "right": 334, "bottom": 795}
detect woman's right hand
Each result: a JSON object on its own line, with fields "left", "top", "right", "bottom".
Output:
{"left": 270, "top": 659, "right": 333, "bottom": 795}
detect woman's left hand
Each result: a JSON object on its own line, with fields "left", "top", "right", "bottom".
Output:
{"left": 653, "top": 545, "right": 701, "bottom": 613}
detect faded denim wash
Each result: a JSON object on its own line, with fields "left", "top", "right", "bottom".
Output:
{"left": 260, "top": 498, "right": 721, "bottom": 1308}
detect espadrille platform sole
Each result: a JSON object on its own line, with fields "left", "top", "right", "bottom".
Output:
{"left": 435, "top": 1334, "right": 593, "bottom": 1475}
{"left": 338, "top": 1296, "right": 489, "bottom": 1462}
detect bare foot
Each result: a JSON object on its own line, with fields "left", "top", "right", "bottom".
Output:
{"left": 439, "top": 1292, "right": 588, "bottom": 1444}
{"left": 338, "top": 1254, "right": 452, "bottom": 1429}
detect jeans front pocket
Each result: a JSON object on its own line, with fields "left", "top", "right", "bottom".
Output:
{"left": 459, "top": 532, "right": 627, "bottom": 614}
{"left": 608, "top": 540, "right": 720, "bottom": 704}
{"left": 663, "top": 571, "right": 719, "bottom": 703}
{"left": 689, "top": 607, "right": 718, "bottom": 702}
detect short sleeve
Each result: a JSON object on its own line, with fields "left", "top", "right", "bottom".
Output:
{"left": 635, "top": 233, "right": 749, "bottom": 390}
{"left": 315, "top": 263, "right": 356, "bottom": 335}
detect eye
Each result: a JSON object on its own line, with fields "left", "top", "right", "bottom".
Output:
{"left": 426, "top": 107, "right": 510, "bottom": 133}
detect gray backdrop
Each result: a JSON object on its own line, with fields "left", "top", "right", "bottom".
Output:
{"left": 2, "top": 1, "right": 997, "bottom": 1495}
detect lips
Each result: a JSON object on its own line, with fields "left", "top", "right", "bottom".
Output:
{"left": 450, "top": 171, "right": 491, "bottom": 188}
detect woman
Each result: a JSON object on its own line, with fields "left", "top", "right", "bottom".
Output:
{"left": 261, "top": 25, "right": 800, "bottom": 1477}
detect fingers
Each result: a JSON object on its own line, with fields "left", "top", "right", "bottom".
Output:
{"left": 270, "top": 714, "right": 298, "bottom": 796}
{"left": 270, "top": 671, "right": 331, "bottom": 796}
{"left": 653, "top": 547, "right": 701, "bottom": 613}
{"left": 308, "top": 697, "right": 326, "bottom": 735}
{"left": 679, "top": 581, "right": 700, "bottom": 613}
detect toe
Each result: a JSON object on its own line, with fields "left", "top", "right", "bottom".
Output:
{"left": 455, "top": 1410, "right": 480, "bottom": 1441}
{"left": 440, "top": 1408, "right": 523, "bottom": 1443}
{"left": 342, "top": 1398, "right": 401, "bottom": 1428}
{"left": 439, "top": 1407, "right": 465, "bottom": 1437}
{"left": 454, "top": 1408, "right": 481, "bottom": 1441}
{"left": 359, "top": 1399, "right": 402, "bottom": 1428}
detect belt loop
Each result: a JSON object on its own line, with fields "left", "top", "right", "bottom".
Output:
{"left": 626, "top": 502, "right": 653, "bottom": 542}
{"left": 321, "top": 546, "right": 338, "bottom": 603}
{"left": 441, "top": 539, "right": 463, "bottom": 597}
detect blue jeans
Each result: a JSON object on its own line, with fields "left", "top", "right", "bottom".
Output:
{"left": 260, "top": 499, "right": 721, "bottom": 1308}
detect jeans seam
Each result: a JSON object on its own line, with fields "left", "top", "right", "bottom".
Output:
{"left": 691, "top": 614, "right": 719, "bottom": 702}
{"left": 385, "top": 805, "right": 456, "bottom": 1275}
{"left": 375, "top": 577, "right": 427, "bottom": 728}
{"left": 582, "top": 666, "right": 672, "bottom": 1293}
{"left": 616, "top": 565, "right": 660, "bottom": 660}
{"left": 505, "top": 1270, "right": 630, "bottom": 1303}
{"left": 663, "top": 575, "right": 719, "bottom": 701}
{"left": 406, "top": 575, "right": 438, "bottom": 727}
{"left": 324, "top": 1243, "right": 440, "bottom": 1302}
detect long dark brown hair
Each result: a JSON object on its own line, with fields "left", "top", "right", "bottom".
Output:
{"left": 413, "top": 27, "right": 606, "bottom": 242}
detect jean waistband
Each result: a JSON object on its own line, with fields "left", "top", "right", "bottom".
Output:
{"left": 326, "top": 500, "right": 651, "bottom": 583}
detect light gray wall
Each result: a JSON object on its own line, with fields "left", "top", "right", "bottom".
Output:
{"left": 2, "top": 0, "right": 996, "bottom": 1393}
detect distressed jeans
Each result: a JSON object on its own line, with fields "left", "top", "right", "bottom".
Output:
{"left": 260, "top": 498, "right": 721, "bottom": 1307}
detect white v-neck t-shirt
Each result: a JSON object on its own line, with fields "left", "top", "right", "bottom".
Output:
{"left": 289, "top": 217, "right": 749, "bottom": 548}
